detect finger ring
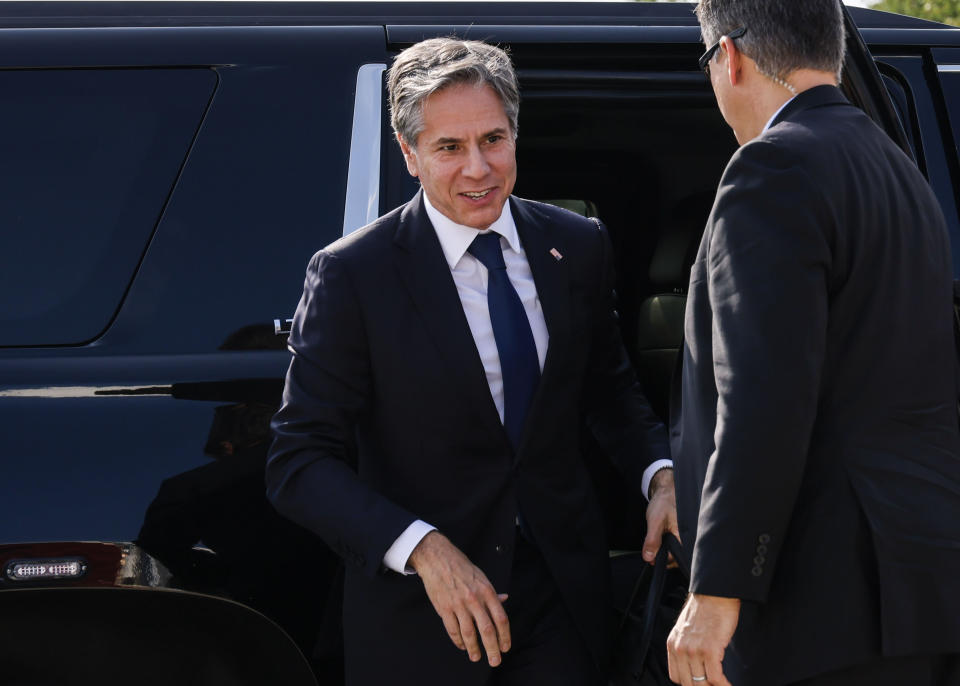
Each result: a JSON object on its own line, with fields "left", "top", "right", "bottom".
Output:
{"left": 692, "top": 677, "right": 707, "bottom": 683}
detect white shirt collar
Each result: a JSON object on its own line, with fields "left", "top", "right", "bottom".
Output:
{"left": 422, "top": 191, "right": 521, "bottom": 270}
{"left": 763, "top": 95, "right": 796, "bottom": 133}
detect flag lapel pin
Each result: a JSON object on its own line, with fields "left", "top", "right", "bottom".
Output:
{"left": 549, "top": 248, "right": 563, "bottom": 261}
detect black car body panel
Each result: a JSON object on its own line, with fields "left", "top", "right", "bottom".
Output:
{"left": 1, "top": 3, "right": 957, "bottom": 682}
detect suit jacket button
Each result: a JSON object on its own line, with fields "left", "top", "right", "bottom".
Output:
{"left": 751, "top": 566, "right": 763, "bottom": 577}
{"left": 757, "top": 544, "right": 768, "bottom": 556}
{"left": 495, "top": 544, "right": 504, "bottom": 554}
{"left": 759, "top": 534, "right": 771, "bottom": 544}
{"left": 753, "top": 555, "right": 765, "bottom": 566}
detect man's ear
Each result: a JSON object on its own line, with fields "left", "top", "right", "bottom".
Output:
{"left": 397, "top": 134, "right": 419, "bottom": 177}
{"left": 720, "top": 35, "right": 744, "bottom": 87}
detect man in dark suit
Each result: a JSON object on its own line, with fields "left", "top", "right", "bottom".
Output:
{"left": 266, "top": 38, "right": 677, "bottom": 685}
{"left": 667, "top": 2, "right": 960, "bottom": 686}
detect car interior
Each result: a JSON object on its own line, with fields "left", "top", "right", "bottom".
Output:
{"left": 517, "top": 91, "right": 737, "bottom": 423}
{"left": 514, "top": 65, "right": 737, "bottom": 548}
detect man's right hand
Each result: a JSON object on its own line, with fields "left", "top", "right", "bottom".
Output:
{"left": 408, "top": 531, "right": 511, "bottom": 667}
{"left": 644, "top": 467, "right": 680, "bottom": 564}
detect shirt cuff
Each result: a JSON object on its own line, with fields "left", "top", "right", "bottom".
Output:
{"left": 382, "top": 520, "right": 437, "bottom": 575}
{"left": 642, "top": 459, "right": 674, "bottom": 501}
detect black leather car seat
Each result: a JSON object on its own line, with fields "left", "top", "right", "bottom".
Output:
{"left": 635, "top": 193, "right": 714, "bottom": 421}
{"left": 540, "top": 198, "right": 600, "bottom": 218}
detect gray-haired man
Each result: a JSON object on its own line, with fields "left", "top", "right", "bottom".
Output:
{"left": 668, "top": 2, "right": 960, "bottom": 685}
{"left": 267, "top": 38, "right": 677, "bottom": 685}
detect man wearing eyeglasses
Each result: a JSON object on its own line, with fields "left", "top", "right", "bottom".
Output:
{"left": 667, "top": 1, "right": 960, "bottom": 686}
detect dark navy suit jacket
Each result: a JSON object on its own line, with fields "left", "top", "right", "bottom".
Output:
{"left": 267, "top": 191, "right": 669, "bottom": 685}
{"left": 672, "top": 85, "right": 960, "bottom": 685}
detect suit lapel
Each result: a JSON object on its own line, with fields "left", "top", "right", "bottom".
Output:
{"left": 393, "top": 191, "right": 506, "bottom": 442}
{"left": 511, "top": 198, "right": 572, "bottom": 459}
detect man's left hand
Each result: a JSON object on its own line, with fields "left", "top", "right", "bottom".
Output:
{"left": 667, "top": 593, "right": 740, "bottom": 686}
{"left": 644, "top": 468, "right": 679, "bottom": 563}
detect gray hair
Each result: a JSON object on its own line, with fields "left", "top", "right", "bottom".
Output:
{"left": 696, "top": 0, "right": 846, "bottom": 83}
{"left": 387, "top": 37, "right": 520, "bottom": 148}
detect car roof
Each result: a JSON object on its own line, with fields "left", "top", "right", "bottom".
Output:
{"left": 0, "top": 2, "right": 952, "bottom": 35}
{"left": 4, "top": 1, "right": 698, "bottom": 27}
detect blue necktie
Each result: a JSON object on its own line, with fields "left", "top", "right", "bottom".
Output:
{"left": 468, "top": 233, "right": 541, "bottom": 452}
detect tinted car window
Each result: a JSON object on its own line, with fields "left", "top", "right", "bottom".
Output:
{"left": 936, "top": 70, "right": 960, "bottom": 167}
{"left": 0, "top": 68, "right": 216, "bottom": 347}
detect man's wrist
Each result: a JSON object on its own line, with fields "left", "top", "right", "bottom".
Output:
{"left": 407, "top": 529, "right": 443, "bottom": 574}
{"left": 648, "top": 465, "right": 674, "bottom": 499}
{"left": 690, "top": 592, "right": 742, "bottom": 610}
{"left": 641, "top": 459, "right": 674, "bottom": 501}
{"left": 383, "top": 520, "right": 437, "bottom": 574}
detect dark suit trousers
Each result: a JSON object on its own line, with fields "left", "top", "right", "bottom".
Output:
{"left": 487, "top": 533, "right": 603, "bottom": 686}
{"left": 791, "top": 654, "right": 960, "bottom": 686}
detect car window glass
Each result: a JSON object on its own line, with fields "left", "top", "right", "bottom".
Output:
{"left": 0, "top": 69, "right": 216, "bottom": 347}
{"left": 935, "top": 69, "right": 960, "bottom": 171}
{"left": 880, "top": 72, "right": 922, "bottom": 168}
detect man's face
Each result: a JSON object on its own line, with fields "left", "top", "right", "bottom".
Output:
{"left": 399, "top": 82, "right": 517, "bottom": 230}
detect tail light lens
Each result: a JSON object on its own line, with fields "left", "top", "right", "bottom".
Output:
{"left": 6, "top": 558, "right": 87, "bottom": 581}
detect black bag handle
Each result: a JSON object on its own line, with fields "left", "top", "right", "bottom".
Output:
{"left": 640, "top": 534, "right": 685, "bottom": 663}
{"left": 620, "top": 533, "right": 687, "bottom": 677}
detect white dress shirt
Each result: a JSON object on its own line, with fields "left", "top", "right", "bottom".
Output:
{"left": 424, "top": 193, "right": 550, "bottom": 420}
{"left": 383, "top": 193, "right": 667, "bottom": 574}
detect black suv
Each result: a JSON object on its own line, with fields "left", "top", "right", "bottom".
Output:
{"left": 1, "top": 3, "right": 958, "bottom": 684}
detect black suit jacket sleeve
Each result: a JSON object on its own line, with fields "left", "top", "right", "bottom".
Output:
{"left": 266, "top": 250, "right": 417, "bottom": 578}
{"left": 584, "top": 222, "right": 671, "bottom": 494}
{"left": 692, "top": 140, "right": 831, "bottom": 602}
